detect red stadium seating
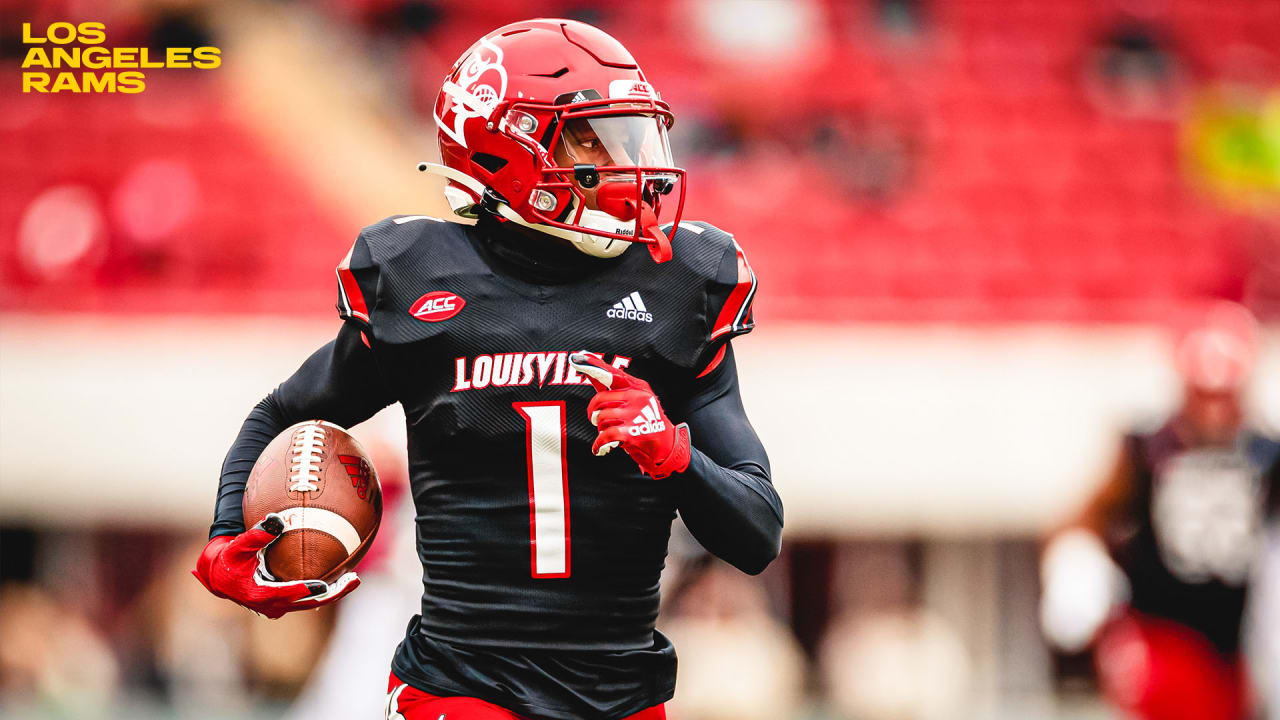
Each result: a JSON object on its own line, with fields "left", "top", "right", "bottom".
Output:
{"left": 2, "top": 0, "right": 1275, "bottom": 322}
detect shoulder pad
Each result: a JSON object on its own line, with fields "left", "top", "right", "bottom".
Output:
{"left": 335, "top": 215, "right": 464, "bottom": 335}
{"left": 662, "top": 220, "right": 757, "bottom": 370}
{"left": 1247, "top": 432, "right": 1280, "bottom": 470}
{"left": 700, "top": 224, "right": 757, "bottom": 344}
{"left": 358, "top": 214, "right": 453, "bottom": 264}
{"left": 662, "top": 221, "right": 736, "bottom": 271}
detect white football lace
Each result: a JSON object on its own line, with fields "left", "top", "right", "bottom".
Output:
{"left": 289, "top": 423, "right": 326, "bottom": 492}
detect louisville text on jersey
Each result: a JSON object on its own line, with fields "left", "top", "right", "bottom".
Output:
{"left": 452, "top": 351, "right": 632, "bottom": 392}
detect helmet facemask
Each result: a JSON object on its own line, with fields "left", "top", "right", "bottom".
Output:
{"left": 527, "top": 105, "right": 684, "bottom": 261}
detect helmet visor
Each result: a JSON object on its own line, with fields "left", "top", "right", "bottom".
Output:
{"left": 559, "top": 115, "right": 674, "bottom": 176}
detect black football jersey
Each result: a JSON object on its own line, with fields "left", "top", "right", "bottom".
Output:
{"left": 334, "top": 214, "right": 757, "bottom": 716}
{"left": 1113, "top": 424, "right": 1280, "bottom": 654}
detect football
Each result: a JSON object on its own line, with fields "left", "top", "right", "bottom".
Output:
{"left": 242, "top": 420, "right": 381, "bottom": 583}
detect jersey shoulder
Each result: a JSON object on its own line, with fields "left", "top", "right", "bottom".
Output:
{"left": 666, "top": 220, "right": 757, "bottom": 349}
{"left": 664, "top": 220, "right": 737, "bottom": 279}
{"left": 1246, "top": 431, "right": 1280, "bottom": 482}
{"left": 1262, "top": 435, "right": 1280, "bottom": 514}
{"left": 336, "top": 214, "right": 475, "bottom": 336}
{"left": 354, "top": 214, "right": 468, "bottom": 269}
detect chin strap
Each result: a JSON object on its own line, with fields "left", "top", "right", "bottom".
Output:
{"left": 418, "top": 162, "right": 660, "bottom": 261}
{"left": 640, "top": 207, "right": 671, "bottom": 263}
{"left": 595, "top": 181, "right": 671, "bottom": 263}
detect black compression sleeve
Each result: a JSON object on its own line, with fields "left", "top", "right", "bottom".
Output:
{"left": 209, "top": 323, "right": 396, "bottom": 538}
{"left": 673, "top": 345, "right": 783, "bottom": 575}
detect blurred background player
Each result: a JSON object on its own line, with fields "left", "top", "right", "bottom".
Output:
{"left": 1041, "top": 302, "right": 1280, "bottom": 720}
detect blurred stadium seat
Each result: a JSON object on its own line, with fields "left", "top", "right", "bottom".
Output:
{"left": 3, "top": 0, "right": 1277, "bottom": 322}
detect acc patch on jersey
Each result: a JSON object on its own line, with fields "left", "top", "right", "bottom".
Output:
{"left": 409, "top": 291, "right": 466, "bottom": 322}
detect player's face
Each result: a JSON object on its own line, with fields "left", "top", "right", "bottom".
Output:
{"left": 554, "top": 121, "right": 610, "bottom": 211}
{"left": 558, "top": 119, "right": 614, "bottom": 166}
{"left": 552, "top": 115, "right": 675, "bottom": 213}
{"left": 1180, "top": 386, "right": 1242, "bottom": 445}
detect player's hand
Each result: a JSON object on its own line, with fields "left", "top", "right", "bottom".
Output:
{"left": 569, "top": 352, "right": 691, "bottom": 479}
{"left": 192, "top": 513, "right": 360, "bottom": 619}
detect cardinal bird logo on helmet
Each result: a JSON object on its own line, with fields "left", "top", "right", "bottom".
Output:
{"left": 439, "top": 37, "right": 508, "bottom": 150}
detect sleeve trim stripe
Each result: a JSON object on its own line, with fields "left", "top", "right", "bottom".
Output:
{"left": 733, "top": 249, "right": 758, "bottom": 329}
{"left": 336, "top": 244, "right": 370, "bottom": 323}
{"left": 710, "top": 239, "right": 757, "bottom": 341}
{"left": 696, "top": 343, "right": 728, "bottom": 378}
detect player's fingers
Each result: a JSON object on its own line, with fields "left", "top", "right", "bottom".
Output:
{"left": 592, "top": 427, "right": 629, "bottom": 456}
{"left": 569, "top": 352, "right": 632, "bottom": 391}
{"left": 586, "top": 392, "right": 627, "bottom": 425}
{"left": 252, "top": 576, "right": 328, "bottom": 605}
{"left": 593, "top": 408, "right": 630, "bottom": 431}
{"left": 224, "top": 532, "right": 274, "bottom": 566}
{"left": 285, "top": 583, "right": 360, "bottom": 614}
{"left": 228, "top": 513, "right": 286, "bottom": 558}
{"left": 291, "top": 573, "right": 360, "bottom": 607}
{"left": 586, "top": 390, "right": 627, "bottom": 413}
{"left": 257, "top": 513, "right": 286, "bottom": 536}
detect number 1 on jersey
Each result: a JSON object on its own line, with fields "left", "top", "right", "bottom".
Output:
{"left": 513, "top": 402, "right": 571, "bottom": 578}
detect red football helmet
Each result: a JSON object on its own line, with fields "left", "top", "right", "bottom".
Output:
{"left": 1175, "top": 301, "right": 1257, "bottom": 392}
{"left": 419, "top": 18, "right": 686, "bottom": 263}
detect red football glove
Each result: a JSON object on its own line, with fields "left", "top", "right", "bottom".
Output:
{"left": 192, "top": 513, "right": 360, "bottom": 619}
{"left": 569, "top": 352, "right": 691, "bottom": 479}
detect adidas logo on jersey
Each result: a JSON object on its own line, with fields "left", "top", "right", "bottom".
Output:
{"left": 607, "top": 292, "right": 653, "bottom": 323}
{"left": 629, "top": 398, "right": 666, "bottom": 436}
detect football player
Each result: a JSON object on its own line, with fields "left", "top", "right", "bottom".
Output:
{"left": 192, "top": 19, "right": 783, "bottom": 720}
{"left": 1040, "top": 302, "right": 1279, "bottom": 720}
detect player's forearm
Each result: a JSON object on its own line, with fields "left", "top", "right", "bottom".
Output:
{"left": 210, "top": 395, "right": 291, "bottom": 538}
{"left": 673, "top": 346, "right": 783, "bottom": 574}
{"left": 676, "top": 448, "right": 782, "bottom": 575}
{"left": 208, "top": 323, "right": 394, "bottom": 539}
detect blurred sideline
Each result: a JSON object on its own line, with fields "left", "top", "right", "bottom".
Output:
{"left": 2, "top": 316, "right": 1278, "bottom": 534}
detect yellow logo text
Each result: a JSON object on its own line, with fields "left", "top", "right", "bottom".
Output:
{"left": 20, "top": 22, "right": 222, "bottom": 93}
